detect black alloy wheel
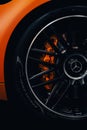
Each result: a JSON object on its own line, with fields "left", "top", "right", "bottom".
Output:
{"left": 5, "top": 3, "right": 87, "bottom": 120}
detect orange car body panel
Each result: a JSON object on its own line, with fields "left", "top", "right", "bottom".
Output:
{"left": 0, "top": 0, "right": 49, "bottom": 100}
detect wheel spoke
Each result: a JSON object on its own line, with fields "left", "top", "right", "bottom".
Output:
{"left": 71, "top": 32, "right": 78, "bottom": 47}
{"left": 45, "top": 82, "right": 59, "bottom": 106}
{"left": 29, "top": 68, "right": 54, "bottom": 80}
{"left": 49, "top": 39, "right": 58, "bottom": 52}
{"left": 29, "top": 56, "right": 56, "bottom": 68}
{"left": 70, "top": 81, "right": 82, "bottom": 115}
{"left": 73, "top": 85, "right": 79, "bottom": 99}
{"left": 32, "top": 77, "right": 58, "bottom": 88}
{"left": 58, "top": 34, "right": 70, "bottom": 51}
{"left": 81, "top": 39, "right": 87, "bottom": 52}
{"left": 31, "top": 48, "right": 58, "bottom": 57}
{"left": 66, "top": 27, "right": 78, "bottom": 48}
{"left": 45, "top": 77, "right": 70, "bottom": 108}
{"left": 52, "top": 80, "right": 70, "bottom": 109}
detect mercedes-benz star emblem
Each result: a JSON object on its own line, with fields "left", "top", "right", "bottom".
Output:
{"left": 70, "top": 60, "right": 82, "bottom": 73}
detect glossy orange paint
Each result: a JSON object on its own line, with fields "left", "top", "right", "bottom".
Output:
{"left": 0, "top": 0, "right": 50, "bottom": 100}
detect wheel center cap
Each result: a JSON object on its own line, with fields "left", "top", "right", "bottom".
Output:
{"left": 70, "top": 60, "right": 82, "bottom": 73}
{"left": 64, "top": 54, "right": 87, "bottom": 80}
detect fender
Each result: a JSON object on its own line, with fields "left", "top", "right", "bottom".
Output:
{"left": 0, "top": 0, "right": 49, "bottom": 100}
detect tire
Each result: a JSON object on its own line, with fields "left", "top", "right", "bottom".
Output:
{"left": 5, "top": 1, "right": 87, "bottom": 120}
